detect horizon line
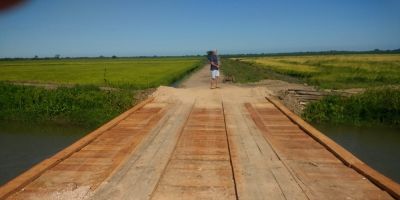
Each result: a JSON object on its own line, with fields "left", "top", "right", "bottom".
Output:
{"left": 1, "top": 48, "right": 399, "bottom": 59}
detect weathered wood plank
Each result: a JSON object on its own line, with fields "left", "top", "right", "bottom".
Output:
{"left": 4, "top": 100, "right": 169, "bottom": 200}
{"left": 89, "top": 103, "right": 193, "bottom": 200}
{"left": 246, "top": 100, "right": 395, "bottom": 199}
{"left": 150, "top": 104, "right": 236, "bottom": 200}
{"left": 224, "top": 100, "right": 307, "bottom": 200}
{"left": 266, "top": 96, "right": 400, "bottom": 199}
{"left": 0, "top": 97, "right": 155, "bottom": 200}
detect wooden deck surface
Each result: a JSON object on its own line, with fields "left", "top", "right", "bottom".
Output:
{"left": 1, "top": 65, "right": 398, "bottom": 200}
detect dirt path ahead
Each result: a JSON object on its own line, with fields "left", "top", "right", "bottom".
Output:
{"left": 4, "top": 65, "right": 394, "bottom": 200}
{"left": 178, "top": 63, "right": 220, "bottom": 88}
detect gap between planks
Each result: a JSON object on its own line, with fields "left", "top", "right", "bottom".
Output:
{"left": 221, "top": 101, "right": 240, "bottom": 200}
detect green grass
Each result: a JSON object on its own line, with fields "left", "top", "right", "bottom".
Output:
{"left": 221, "top": 58, "right": 300, "bottom": 83}
{"left": 221, "top": 58, "right": 271, "bottom": 83}
{"left": 225, "top": 54, "right": 400, "bottom": 126}
{"left": 237, "top": 54, "right": 400, "bottom": 89}
{"left": 0, "top": 83, "right": 138, "bottom": 128}
{"left": 302, "top": 87, "right": 400, "bottom": 126}
{"left": 0, "top": 57, "right": 204, "bottom": 127}
{"left": 0, "top": 57, "right": 203, "bottom": 89}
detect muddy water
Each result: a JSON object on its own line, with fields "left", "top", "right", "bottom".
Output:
{"left": 313, "top": 123, "right": 400, "bottom": 183}
{"left": 0, "top": 121, "right": 89, "bottom": 185}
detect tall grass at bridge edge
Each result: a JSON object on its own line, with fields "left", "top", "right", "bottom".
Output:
{"left": 0, "top": 83, "right": 136, "bottom": 128}
{"left": 302, "top": 87, "right": 400, "bottom": 126}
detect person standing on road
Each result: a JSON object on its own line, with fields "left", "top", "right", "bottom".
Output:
{"left": 207, "top": 50, "right": 220, "bottom": 89}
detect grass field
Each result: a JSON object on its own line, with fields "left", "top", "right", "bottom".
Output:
{"left": 221, "top": 58, "right": 302, "bottom": 83}
{"left": 237, "top": 54, "right": 400, "bottom": 89}
{"left": 0, "top": 57, "right": 203, "bottom": 89}
{"left": 0, "top": 57, "right": 203, "bottom": 126}
{"left": 223, "top": 54, "right": 400, "bottom": 125}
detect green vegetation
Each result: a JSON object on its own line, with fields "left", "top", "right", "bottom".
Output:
{"left": 225, "top": 49, "right": 400, "bottom": 58}
{"left": 303, "top": 87, "right": 400, "bottom": 126}
{"left": 221, "top": 58, "right": 300, "bottom": 83}
{"left": 221, "top": 58, "right": 270, "bottom": 83}
{"left": 0, "top": 83, "right": 137, "bottom": 128}
{"left": 237, "top": 54, "right": 400, "bottom": 89}
{"left": 224, "top": 54, "right": 400, "bottom": 126}
{"left": 0, "top": 57, "right": 203, "bottom": 89}
{"left": 0, "top": 57, "right": 204, "bottom": 127}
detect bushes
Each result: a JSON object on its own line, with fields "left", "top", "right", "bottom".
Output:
{"left": 303, "top": 87, "right": 400, "bottom": 125}
{"left": 0, "top": 83, "right": 136, "bottom": 128}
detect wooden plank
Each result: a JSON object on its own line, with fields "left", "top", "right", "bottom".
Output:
{"left": 150, "top": 105, "right": 236, "bottom": 200}
{"left": 223, "top": 101, "right": 307, "bottom": 200}
{"left": 151, "top": 185, "right": 234, "bottom": 200}
{"left": 286, "top": 160, "right": 393, "bottom": 200}
{"left": 266, "top": 96, "right": 400, "bottom": 199}
{"left": 89, "top": 103, "right": 193, "bottom": 200}
{"left": 0, "top": 97, "right": 155, "bottom": 200}
{"left": 5, "top": 100, "right": 168, "bottom": 199}
{"left": 246, "top": 101, "right": 394, "bottom": 199}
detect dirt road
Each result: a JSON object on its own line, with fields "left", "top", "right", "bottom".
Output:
{"left": 4, "top": 65, "right": 394, "bottom": 199}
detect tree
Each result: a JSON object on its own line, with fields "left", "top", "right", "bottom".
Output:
{"left": 112, "top": 55, "right": 117, "bottom": 59}
{"left": 54, "top": 54, "right": 60, "bottom": 59}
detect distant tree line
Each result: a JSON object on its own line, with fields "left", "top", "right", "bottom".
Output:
{"left": 0, "top": 54, "right": 206, "bottom": 61}
{"left": 1, "top": 48, "right": 399, "bottom": 61}
{"left": 222, "top": 48, "right": 400, "bottom": 58}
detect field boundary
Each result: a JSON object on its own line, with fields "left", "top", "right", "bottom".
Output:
{"left": 6, "top": 81, "right": 119, "bottom": 91}
{"left": 0, "top": 97, "right": 155, "bottom": 200}
{"left": 265, "top": 96, "right": 400, "bottom": 199}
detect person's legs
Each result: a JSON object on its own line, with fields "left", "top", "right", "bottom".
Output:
{"left": 215, "top": 70, "right": 220, "bottom": 88}
{"left": 210, "top": 70, "right": 215, "bottom": 89}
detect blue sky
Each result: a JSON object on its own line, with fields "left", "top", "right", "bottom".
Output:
{"left": 0, "top": 0, "right": 399, "bottom": 57}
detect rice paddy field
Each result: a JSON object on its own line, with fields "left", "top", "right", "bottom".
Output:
{"left": 0, "top": 57, "right": 204, "bottom": 126}
{"left": 0, "top": 57, "right": 203, "bottom": 89}
{"left": 237, "top": 54, "right": 400, "bottom": 89}
{"left": 224, "top": 54, "right": 400, "bottom": 125}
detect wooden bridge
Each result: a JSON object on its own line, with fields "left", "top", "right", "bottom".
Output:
{"left": 1, "top": 66, "right": 399, "bottom": 200}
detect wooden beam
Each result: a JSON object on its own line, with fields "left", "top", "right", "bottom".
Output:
{"left": 265, "top": 95, "right": 400, "bottom": 199}
{"left": 0, "top": 97, "right": 154, "bottom": 200}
